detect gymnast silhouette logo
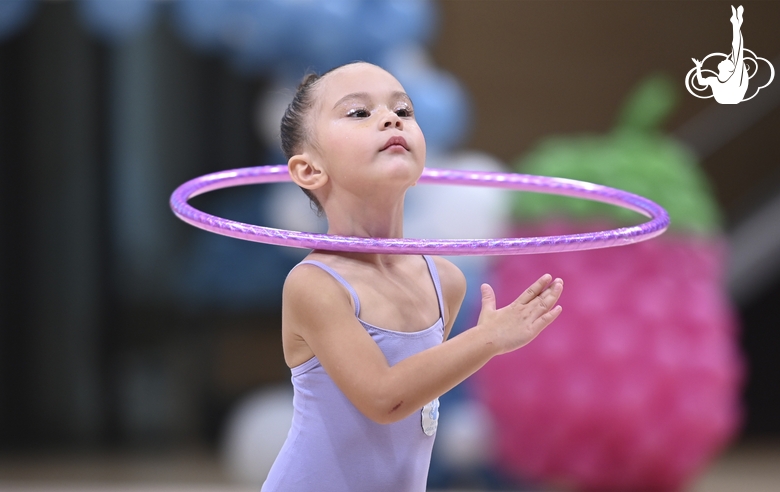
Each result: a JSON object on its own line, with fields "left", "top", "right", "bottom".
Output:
{"left": 685, "top": 5, "right": 774, "bottom": 104}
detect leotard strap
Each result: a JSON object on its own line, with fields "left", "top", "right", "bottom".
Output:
{"left": 298, "top": 260, "right": 361, "bottom": 317}
{"left": 422, "top": 255, "right": 445, "bottom": 321}
{"left": 296, "top": 256, "right": 444, "bottom": 322}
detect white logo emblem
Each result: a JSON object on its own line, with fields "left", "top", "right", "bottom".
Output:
{"left": 421, "top": 398, "right": 439, "bottom": 436}
{"left": 685, "top": 5, "right": 774, "bottom": 104}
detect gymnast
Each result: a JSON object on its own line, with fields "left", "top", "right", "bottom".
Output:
{"left": 259, "top": 62, "right": 564, "bottom": 491}
{"left": 692, "top": 5, "right": 748, "bottom": 104}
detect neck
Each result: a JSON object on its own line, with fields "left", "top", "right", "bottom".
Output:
{"left": 321, "top": 193, "right": 406, "bottom": 265}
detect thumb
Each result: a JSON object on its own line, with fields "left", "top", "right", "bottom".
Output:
{"left": 480, "top": 283, "right": 496, "bottom": 313}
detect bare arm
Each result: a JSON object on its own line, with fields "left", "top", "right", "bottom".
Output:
{"left": 284, "top": 265, "right": 563, "bottom": 424}
{"left": 692, "top": 58, "right": 714, "bottom": 87}
{"left": 693, "top": 59, "right": 708, "bottom": 86}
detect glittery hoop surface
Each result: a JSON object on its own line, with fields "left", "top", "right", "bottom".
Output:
{"left": 170, "top": 165, "right": 669, "bottom": 255}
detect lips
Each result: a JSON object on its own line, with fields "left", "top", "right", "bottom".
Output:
{"left": 381, "top": 136, "right": 409, "bottom": 151}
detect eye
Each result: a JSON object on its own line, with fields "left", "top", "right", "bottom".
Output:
{"left": 395, "top": 106, "right": 414, "bottom": 118}
{"left": 346, "top": 108, "right": 370, "bottom": 118}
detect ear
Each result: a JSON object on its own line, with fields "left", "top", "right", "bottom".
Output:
{"left": 288, "top": 153, "right": 328, "bottom": 191}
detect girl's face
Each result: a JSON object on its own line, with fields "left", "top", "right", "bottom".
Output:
{"left": 306, "top": 63, "right": 426, "bottom": 199}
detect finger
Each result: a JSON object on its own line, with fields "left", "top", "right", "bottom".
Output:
{"left": 531, "top": 279, "right": 564, "bottom": 316}
{"left": 480, "top": 283, "right": 496, "bottom": 313}
{"left": 530, "top": 305, "right": 563, "bottom": 334}
{"left": 516, "top": 274, "right": 552, "bottom": 305}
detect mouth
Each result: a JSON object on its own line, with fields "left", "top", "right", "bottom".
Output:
{"left": 381, "top": 136, "right": 409, "bottom": 151}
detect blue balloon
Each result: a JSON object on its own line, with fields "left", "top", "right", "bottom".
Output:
{"left": 222, "top": 0, "right": 291, "bottom": 73}
{"left": 173, "top": 0, "right": 291, "bottom": 71}
{"left": 0, "top": 0, "right": 37, "bottom": 42}
{"left": 358, "top": 0, "right": 438, "bottom": 57}
{"left": 397, "top": 68, "right": 472, "bottom": 152}
{"left": 278, "top": 0, "right": 364, "bottom": 73}
{"left": 77, "top": 0, "right": 158, "bottom": 43}
{"left": 171, "top": 0, "right": 442, "bottom": 78}
{"left": 171, "top": 0, "right": 231, "bottom": 53}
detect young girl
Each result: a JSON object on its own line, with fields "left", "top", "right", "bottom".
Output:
{"left": 261, "top": 62, "right": 564, "bottom": 492}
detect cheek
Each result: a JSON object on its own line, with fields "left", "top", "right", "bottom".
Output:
{"left": 413, "top": 127, "right": 427, "bottom": 162}
{"left": 315, "top": 129, "right": 374, "bottom": 180}
{"left": 333, "top": 133, "right": 372, "bottom": 161}
{"left": 338, "top": 129, "right": 379, "bottom": 161}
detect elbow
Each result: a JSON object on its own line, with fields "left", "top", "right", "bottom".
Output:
{"left": 350, "top": 369, "right": 419, "bottom": 424}
{"left": 361, "top": 401, "right": 408, "bottom": 425}
{"left": 359, "top": 389, "right": 411, "bottom": 425}
{"left": 378, "top": 399, "right": 409, "bottom": 424}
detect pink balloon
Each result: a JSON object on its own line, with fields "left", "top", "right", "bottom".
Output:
{"left": 473, "top": 224, "right": 744, "bottom": 491}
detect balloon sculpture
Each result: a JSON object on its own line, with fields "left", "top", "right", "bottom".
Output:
{"left": 473, "top": 75, "right": 744, "bottom": 491}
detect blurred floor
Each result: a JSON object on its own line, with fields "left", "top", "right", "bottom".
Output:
{"left": 689, "top": 440, "right": 780, "bottom": 492}
{"left": 0, "top": 440, "right": 778, "bottom": 492}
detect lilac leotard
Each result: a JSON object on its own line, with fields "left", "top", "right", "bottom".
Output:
{"left": 261, "top": 256, "right": 445, "bottom": 492}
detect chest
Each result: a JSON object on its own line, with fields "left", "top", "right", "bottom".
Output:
{"left": 351, "top": 271, "right": 441, "bottom": 333}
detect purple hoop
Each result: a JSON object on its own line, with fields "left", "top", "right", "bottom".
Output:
{"left": 170, "top": 165, "right": 669, "bottom": 255}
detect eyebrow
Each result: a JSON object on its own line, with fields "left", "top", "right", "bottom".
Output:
{"left": 332, "top": 91, "right": 412, "bottom": 109}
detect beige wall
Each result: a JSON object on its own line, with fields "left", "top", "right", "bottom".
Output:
{"left": 431, "top": 0, "right": 780, "bottom": 220}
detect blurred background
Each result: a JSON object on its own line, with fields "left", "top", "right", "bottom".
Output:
{"left": 0, "top": 1, "right": 778, "bottom": 491}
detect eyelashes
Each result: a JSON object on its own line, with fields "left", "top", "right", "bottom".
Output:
{"left": 345, "top": 105, "right": 414, "bottom": 118}
{"left": 346, "top": 108, "right": 370, "bottom": 118}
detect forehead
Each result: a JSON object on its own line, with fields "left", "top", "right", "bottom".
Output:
{"left": 314, "top": 63, "right": 405, "bottom": 107}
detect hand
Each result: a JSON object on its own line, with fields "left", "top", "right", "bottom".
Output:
{"left": 476, "top": 274, "right": 563, "bottom": 355}
{"left": 692, "top": 58, "right": 702, "bottom": 67}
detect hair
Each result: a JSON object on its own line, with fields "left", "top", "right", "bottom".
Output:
{"left": 280, "top": 72, "right": 324, "bottom": 215}
{"left": 280, "top": 62, "right": 367, "bottom": 216}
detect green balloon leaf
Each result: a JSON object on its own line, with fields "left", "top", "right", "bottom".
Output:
{"left": 616, "top": 73, "right": 678, "bottom": 133}
{"left": 512, "top": 74, "right": 722, "bottom": 237}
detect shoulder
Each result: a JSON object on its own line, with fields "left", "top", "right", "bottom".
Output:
{"left": 283, "top": 262, "right": 357, "bottom": 323}
{"left": 430, "top": 256, "right": 466, "bottom": 296}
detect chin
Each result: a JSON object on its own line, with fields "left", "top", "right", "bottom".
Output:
{"left": 379, "top": 156, "right": 424, "bottom": 183}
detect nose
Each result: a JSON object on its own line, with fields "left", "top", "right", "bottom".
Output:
{"left": 381, "top": 109, "right": 403, "bottom": 130}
